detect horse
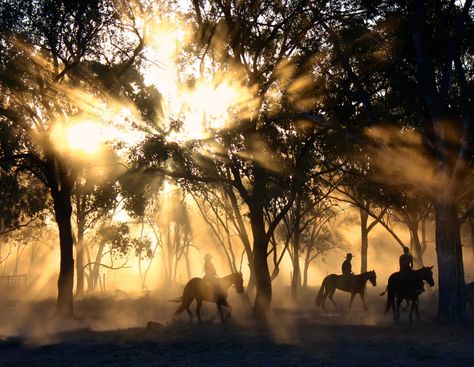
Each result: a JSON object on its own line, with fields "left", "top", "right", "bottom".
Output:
{"left": 172, "top": 272, "right": 244, "bottom": 323}
{"left": 381, "top": 266, "right": 434, "bottom": 322}
{"left": 315, "top": 270, "right": 377, "bottom": 311}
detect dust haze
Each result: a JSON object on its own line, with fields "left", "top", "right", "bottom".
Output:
{"left": 1, "top": 192, "right": 468, "bottom": 344}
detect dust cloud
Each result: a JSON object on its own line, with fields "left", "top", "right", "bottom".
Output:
{"left": 0, "top": 192, "right": 451, "bottom": 347}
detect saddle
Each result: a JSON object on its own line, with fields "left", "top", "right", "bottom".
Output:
{"left": 203, "top": 277, "right": 224, "bottom": 299}
{"left": 340, "top": 274, "right": 355, "bottom": 292}
{"left": 397, "top": 271, "right": 424, "bottom": 295}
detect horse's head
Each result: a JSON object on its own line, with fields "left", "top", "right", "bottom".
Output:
{"left": 421, "top": 266, "right": 435, "bottom": 287}
{"left": 232, "top": 272, "right": 244, "bottom": 293}
{"left": 368, "top": 270, "right": 377, "bottom": 286}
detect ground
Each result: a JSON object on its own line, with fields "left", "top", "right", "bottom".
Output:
{"left": 0, "top": 288, "right": 473, "bottom": 366}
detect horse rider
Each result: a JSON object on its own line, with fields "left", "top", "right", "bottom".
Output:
{"left": 399, "top": 246, "right": 414, "bottom": 273}
{"left": 399, "top": 246, "right": 423, "bottom": 294}
{"left": 203, "top": 253, "right": 223, "bottom": 297}
{"left": 203, "top": 253, "right": 217, "bottom": 279}
{"left": 342, "top": 253, "right": 354, "bottom": 289}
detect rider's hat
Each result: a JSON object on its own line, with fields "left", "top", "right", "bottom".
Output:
{"left": 346, "top": 253, "right": 353, "bottom": 259}
{"left": 403, "top": 246, "right": 409, "bottom": 253}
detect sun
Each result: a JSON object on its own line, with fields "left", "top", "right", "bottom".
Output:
{"left": 66, "top": 121, "right": 104, "bottom": 154}
{"left": 141, "top": 18, "right": 255, "bottom": 143}
{"left": 51, "top": 120, "right": 106, "bottom": 157}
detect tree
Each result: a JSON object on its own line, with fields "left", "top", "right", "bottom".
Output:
{"left": 72, "top": 175, "right": 121, "bottom": 297}
{"left": 300, "top": 0, "right": 472, "bottom": 322}
{"left": 385, "top": 186, "right": 432, "bottom": 267}
{"left": 0, "top": 171, "right": 48, "bottom": 235}
{"left": 154, "top": 189, "right": 193, "bottom": 283}
{"left": 268, "top": 175, "right": 338, "bottom": 299}
{"left": 0, "top": 0, "right": 147, "bottom": 316}
{"left": 301, "top": 202, "right": 345, "bottom": 289}
{"left": 188, "top": 182, "right": 251, "bottom": 281}
{"left": 134, "top": 0, "right": 346, "bottom": 318}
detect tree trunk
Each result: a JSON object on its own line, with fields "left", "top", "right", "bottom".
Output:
{"left": 250, "top": 206, "right": 271, "bottom": 319}
{"left": 469, "top": 217, "right": 474, "bottom": 256}
{"left": 360, "top": 208, "right": 369, "bottom": 273}
{"left": 75, "top": 212, "right": 85, "bottom": 298}
{"left": 52, "top": 189, "right": 75, "bottom": 318}
{"left": 302, "top": 247, "right": 312, "bottom": 289}
{"left": 421, "top": 218, "right": 428, "bottom": 255}
{"left": 291, "top": 193, "right": 301, "bottom": 300}
{"left": 246, "top": 254, "right": 256, "bottom": 294}
{"left": 408, "top": 221, "right": 424, "bottom": 267}
{"left": 75, "top": 239, "right": 85, "bottom": 298}
{"left": 226, "top": 186, "right": 255, "bottom": 292}
{"left": 434, "top": 200, "right": 465, "bottom": 322}
{"left": 184, "top": 246, "right": 192, "bottom": 279}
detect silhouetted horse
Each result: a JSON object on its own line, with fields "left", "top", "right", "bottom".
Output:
{"left": 316, "top": 270, "right": 377, "bottom": 311}
{"left": 381, "top": 266, "right": 434, "bottom": 322}
{"left": 172, "top": 272, "right": 244, "bottom": 323}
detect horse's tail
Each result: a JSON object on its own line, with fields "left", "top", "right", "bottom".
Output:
{"left": 380, "top": 286, "right": 388, "bottom": 296}
{"left": 384, "top": 286, "right": 394, "bottom": 314}
{"left": 169, "top": 296, "right": 187, "bottom": 316}
{"left": 174, "top": 301, "right": 187, "bottom": 316}
{"left": 316, "top": 276, "right": 328, "bottom": 307}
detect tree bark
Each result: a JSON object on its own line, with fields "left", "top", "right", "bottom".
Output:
{"left": 360, "top": 208, "right": 369, "bottom": 273}
{"left": 302, "top": 247, "right": 312, "bottom": 289}
{"left": 291, "top": 193, "right": 301, "bottom": 300}
{"left": 75, "top": 238, "right": 85, "bottom": 298}
{"left": 434, "top": 200, "right": 465, "bottom": 322}
{"left": 226, "top": 186, "right": 256, "bottom": 292}
{"left": 250, "top": 205, "right": 271, "bottom": 318}
{"left": 408, "top": 221, "right": 424, "bottom": 267}
{"left": 469, "top": 217, "right": 474, "bottom": 256}
{"left": 52, "top": 188, "right": 75, "bottom": 318}
{"left": 75, "top": 210, "right": 86, "bottom": 298}
{"left": 246, "top": 255, "right": 256, "bottom": 294}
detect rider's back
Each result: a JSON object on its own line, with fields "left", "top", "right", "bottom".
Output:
{"left": 399, "top": 253, "right": 413, "bottom": 273}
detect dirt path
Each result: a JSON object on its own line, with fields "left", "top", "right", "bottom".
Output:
{"left": 0, "top": 296, "right": 473, "bottom": 366}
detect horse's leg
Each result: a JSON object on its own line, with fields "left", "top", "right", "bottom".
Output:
{"left": 186, "top": 305, "right": 193, "bottom": 322}
{"left": 391, "top": 298, "right": 396, "bottom": 322}
{"left": 402, "top": 299, "right": 410, "bottom": 311}
{"left": 409, "top": 300, "right": 415, "bottom": 322}
{"left": 321, "top": 287, "right": 328, "bottom": 311}
{"left": 349, "top": 292, "right": 356, "bottom": 310}
{"left": 196, "top": 299, "right": 203, "bottom": 323}
{"left": 359, "top": 293, "right": 368, "bottom": 311}
{"left": 328, "top": 288, "right": 337, "bottom": 310}
{"left": 221, "top": 299, "right": 232, "bottom": 319}
{"left": 217, "top": 303, "right": 225, "bottom": 323}
{"left": 395, "top": 298, "right": 403, "bottom": 322}
{"left": 415, "top": 300, "right": 420, "bottom": 320}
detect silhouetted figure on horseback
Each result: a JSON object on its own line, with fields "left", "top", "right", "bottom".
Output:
{"left": 204, "top": 253, "right": 217, "bottom": 278}
{"left": 316, "top": 253, "right": 376, "bottom": 311}
{"left": 399, "top": 246, "right": 414, "bottom": 273}
{"left": 341, "top": 253, "right": 354, "bottom": 291}
{"left": 172, "top": 272, "right": 244, "bottom": 323}
{"left": 203, "top": 253, "right": 224, "bottom": 298}
{"left": 399, "top": 247, "right": 423, "bottom": 294}
{"left": 381, "top": 262, "right": 435, "bottom": 322}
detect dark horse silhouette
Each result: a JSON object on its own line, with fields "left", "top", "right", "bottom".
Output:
{"left": 381, "top": 266, "right": 434, "bottom": 322}
{"left": 316, "top": 270, "right": 377, "bottom": 311}
{"left": 172, "top": 272, "right": 244, "bottom": 323}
